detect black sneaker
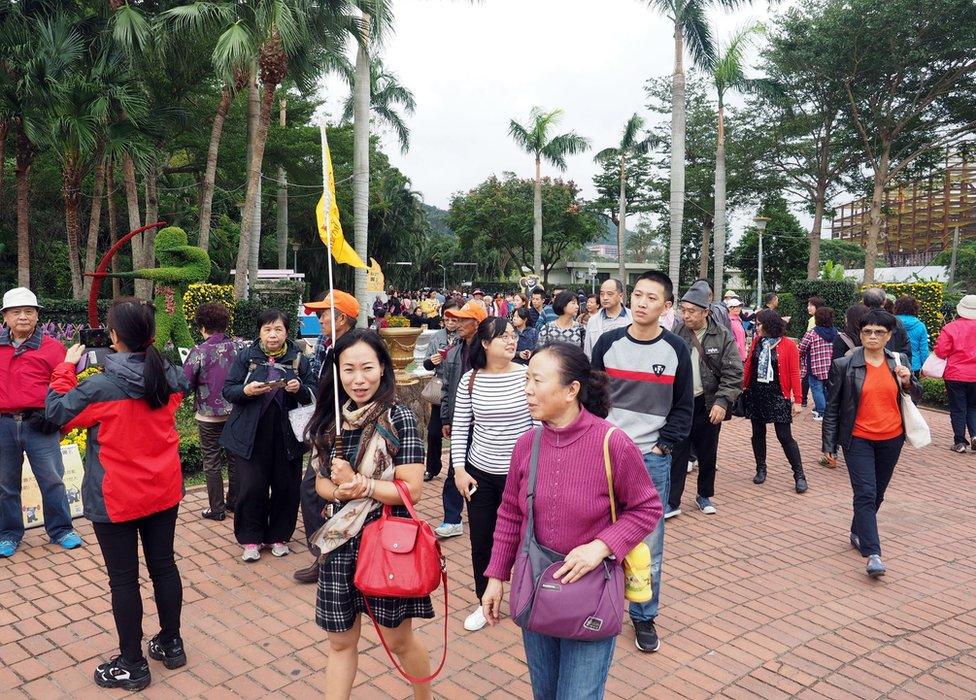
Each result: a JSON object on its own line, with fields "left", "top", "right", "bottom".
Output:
{"left": 202, "top": 508, "right": 226, "bottom": 521}
{"left": 147, "top": 635, "right": 187, "bottom": 669}
{"left": 632, "top": 618, "right": 661, "bottom": 653}
{"left": 93, "top": 656, "right": 151, "bottom": 690}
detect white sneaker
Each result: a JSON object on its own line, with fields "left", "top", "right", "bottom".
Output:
{"left": 664, "top": 508, "right": 681, "bottom": 520}
{"left": 463, "top": 606, "right": 487, "bottom": 632}
{"left": 686, "top": 460, "right": 697, "bottom": 474}
{"left": 434, "top": 522, "right": 463, "bottom": 538}
{"left": 812, "top": 412, "right": 823, "bottom": 422}
{"left": 241, "top": 544, "right": 260, "bottom": 562}
{"left": 271, "top": 542, "right": 290, "bottom": 557}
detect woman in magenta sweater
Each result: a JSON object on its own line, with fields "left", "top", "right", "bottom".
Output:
{"left": 482, "top": 343, "right": 661, "bottom": 699}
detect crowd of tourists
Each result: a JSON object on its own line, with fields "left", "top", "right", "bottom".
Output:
{"left": 1, "top": 275, "right": 975, "bottom": 698}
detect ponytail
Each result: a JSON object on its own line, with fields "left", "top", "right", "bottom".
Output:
{"left": 106, "top": 298, "right": 172, "bottom": 410}
{"left": 533, "top": 342, "right": 612, "bottom": 418}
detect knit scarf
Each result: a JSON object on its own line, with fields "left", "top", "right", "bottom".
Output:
{"left": 757, "top": 337, "right": 781, "bottom": 384}
{"left": 260, "top": 342, "right": 287, "bottom": 360}
{"left": 312, "top": 400, "right": 398, "bottom": 558}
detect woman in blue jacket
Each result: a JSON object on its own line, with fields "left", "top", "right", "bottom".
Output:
{"left": 893, "top": 296, "right": 929, "bottom": 374}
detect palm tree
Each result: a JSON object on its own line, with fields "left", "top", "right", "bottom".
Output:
{"left": 342, "top": 55, "right": 415, "bottom": 153}
{"left": 508, "top": 107, "right": 590, "bottom": 275}
{"left": 595, "top": 113, "right": 655, "bottom": 283}
{"left": 643, "top": 0, "right": 750, "bottom": 288}
{"left": 710, "top": 23, "right": 761, "bottom": 298}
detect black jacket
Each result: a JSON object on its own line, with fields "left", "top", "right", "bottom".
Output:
{"left": 674, "top": 318, "right": 743, "bottom": 412}
{"left": 822, "top": 347, "right": 922, "bottom": 455}
{"left": 219, "top": 339, "right": 315, "bottom": 461}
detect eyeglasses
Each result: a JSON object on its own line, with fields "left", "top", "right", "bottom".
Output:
{"left": 497, "top": 333, "right": 518, "bottom": 341}
{"left": 860, "top": 328, "right": 889, "bottom": 337}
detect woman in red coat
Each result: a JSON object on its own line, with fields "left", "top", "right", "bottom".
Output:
{"left": 741, "top": 309, "right": 807, "bottom": 493}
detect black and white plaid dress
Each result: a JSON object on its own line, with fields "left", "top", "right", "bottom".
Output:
{"left": 315, "top": 404, "right": 432, "bottom": 633}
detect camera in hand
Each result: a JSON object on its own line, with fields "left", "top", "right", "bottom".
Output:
{"left": 80, "top": 328, "right": 112, "bottom": 348}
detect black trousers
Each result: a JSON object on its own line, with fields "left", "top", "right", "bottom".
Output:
{"left": 197, "top": 419, "right": 239, "bottom": 514}
{"left": 426, "top": 405, "right": 444, "bottom": 477}
{"left": 670, "top": 396, "right": 722, "bottom": 508}
{"left": 466, "top": 465, "right": 508, "bottom": 600}
{"left": 946, "top": 380, "right": 976, "bottom": 444}
{"left": 92, "top": 506, "right": 182, "bottom": 664}
{"left": 299, "top": 459, "right": 327, "bottom": 551}
{"left": 233, "top": 405, "right": 303, "bottom": 546}
{"left": 751, "top": 419, "right": 803, "bottom": 471}
{"left": 843, "top": 435, "right": 904, "bottom": 557}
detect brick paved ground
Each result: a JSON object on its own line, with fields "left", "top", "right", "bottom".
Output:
{"left": 3, "top": 407, "right": 976, "bottom": 699}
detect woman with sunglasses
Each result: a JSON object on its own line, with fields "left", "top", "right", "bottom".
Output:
{"left": 822, "top": 309, "right": 920, "bottom": 578}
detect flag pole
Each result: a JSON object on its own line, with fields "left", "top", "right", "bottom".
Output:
{"left": 320, "top": 119, "right": 342, "bottom": 439}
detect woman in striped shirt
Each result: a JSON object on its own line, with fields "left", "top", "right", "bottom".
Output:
{"left": 451, "top": 317, "right": 533, "bottom": 632}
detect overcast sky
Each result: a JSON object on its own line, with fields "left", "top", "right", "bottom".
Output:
{"left": 318, "top": 0, "right": 793, "bottom": 236}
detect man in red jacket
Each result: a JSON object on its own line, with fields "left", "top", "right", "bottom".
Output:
{"left": 0, "top": 287, "right": 82, "bottom": 558}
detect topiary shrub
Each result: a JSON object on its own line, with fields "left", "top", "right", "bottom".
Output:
{"left": 920, "top": 377, "right": 947, "bottom": 408}
{"left": 790, "top": 280, "right": 860, "bottom": 323}
{"left": 870, "top": 281, "right": 944, "bottom": 346}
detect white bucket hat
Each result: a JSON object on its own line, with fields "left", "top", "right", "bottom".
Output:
{"left": 957, "top": 295, "right": 976, "bottom": 321}
{"left": 1, "top": 287, "right": 42, "bottom": 313}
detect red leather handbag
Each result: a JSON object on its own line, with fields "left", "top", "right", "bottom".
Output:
{"left": 354, "top": 480, "right": 448, "bottom": 683}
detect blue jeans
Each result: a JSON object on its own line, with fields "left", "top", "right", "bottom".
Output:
{"left": 843, "top": 435, "right": 904, "bottom": 557}
{"left": 629, "top": 451, "right": 670, "bottom": 622}
{"left": 442, "top": 461, "right": 463, "bottom": 525}
{"left": 808, "top": 375, "right": 826, "bottom": 415}
{"left": 522, "top": 629, "right": 616, "bottom": 700}
{"left": 945, "top": 380, "right": 976, "bottom": 444}
{"left": 0, "top": 415, "right": 73, "bottom": 544}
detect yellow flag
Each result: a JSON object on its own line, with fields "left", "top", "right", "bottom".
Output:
{"left": 316, "top": 140, "right": 367, "bottom": 269}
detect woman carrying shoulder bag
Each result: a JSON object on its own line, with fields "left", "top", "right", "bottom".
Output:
{"left": 307, "top": 329, "right": 433, "bottom": 700}
{"left": 822, "top": 309, "right": 921, "bottom": 578}
{"left": 482, "top": 343, "right": 660, "bottom": 700}
{"left": 451, "top": 317, "right": 534, "bottom": 633}
{"left": 46, "top": 299, "right": 188, "bottom": 690}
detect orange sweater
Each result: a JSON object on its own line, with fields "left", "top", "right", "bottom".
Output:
{"left": 852, "top": 361, "right": 903, "bottom": 440}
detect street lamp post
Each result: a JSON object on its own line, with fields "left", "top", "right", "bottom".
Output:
{"left": 291, "top": 241, "right": 301, "bottom": 273}
{"left": 753, "top": 216, "right": 770, "bottom": 306}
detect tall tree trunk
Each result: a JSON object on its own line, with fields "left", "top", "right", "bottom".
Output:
{"left": 83, "top": 148, "right": 107, "bottom": 298}
{"left": 247, "top": 75, "right": 262, "bottom": 293}
{"left": 0, "top": 121, "right": 7, "bottom": 215}
{"left": 198, "top": 88, "right": 233, "bottom": 250}
{"left": 15, "top": 125, "right": 32, "bottom": 288}
{"left": 63, "top": 160, "right": 84, "bottom": 299}
{"left": 533, "top": 156, "right": 543, "bottom": 275}
{"left": 122, "top": 152, "right": 142, "bottom": 267}
{"left": 668, "top": 22, "right": 687, "bottom": 291}
{"left": 699, "top": 222, "right": 712, "bottom": 281}
{"left": 233, "top": 80, "right": 276, "bottom": 300}
{"left": 807, "top": 185, "right": 826, "bottom": 280}
{"left": 277, "top": 97, "right": 289, "bottom": 269}
{"left": 712, "top": 104, "right": 727, "bottom": 298}
{"left": 352, "top": 19, "right": 371, "bottom": 325}
{"left": 863, "top": 147, "right": 890, "bottom": 286}
{"left": 140, "top": 156, "right": 159, "bottom": 299}
{"left": 106, "top": 157, "right": 122, "bottom": 298}
{"left": 617, "top": 158, "right": 627, "bottom": 284}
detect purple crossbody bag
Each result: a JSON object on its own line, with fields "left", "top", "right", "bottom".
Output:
{"left": 508, "top": 427, "right": 624, "bottom": 640}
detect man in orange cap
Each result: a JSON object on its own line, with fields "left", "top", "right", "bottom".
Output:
{"left": 432, "top": 301, "right": 487, "bottom": 538}
{"left": 293, "top": 289, "right": 359, "bottom": 583}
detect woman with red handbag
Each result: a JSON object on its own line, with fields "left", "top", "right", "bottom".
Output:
{"left": 482, "top": 343, "right": 661, "bottom": 699}
{"left": 305, "top": 329, "right": 433, "bottom": 699}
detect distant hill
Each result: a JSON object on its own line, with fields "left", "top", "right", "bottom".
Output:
{"left": 423, "top": 204, "right": 455, "bottom": 238}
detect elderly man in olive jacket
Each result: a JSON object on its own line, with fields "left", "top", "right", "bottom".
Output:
{"left": 668, "top": 283, "right": 743, "bottom": 518}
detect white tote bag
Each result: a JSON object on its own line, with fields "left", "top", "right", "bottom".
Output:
{"left": 921, "top": 353, "right": 946, "bottom": 378}
{"left": 894, "top": 355, "right": 931, "bottom": 449}
{"left": 289, "top": 395, "right": 316, "bottom": 443}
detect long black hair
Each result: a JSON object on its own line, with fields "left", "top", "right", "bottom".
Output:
{"left": 533, "top": 342, "right": 612, "bottom": 418}
{"left": 469, "top": 317, "right": 513, "bottom": 370}
{"left": 106, "top": 298, "right": 171, "bottom": 410}
{"left": 307, "top": 329, "right": 396, "bottom": 457}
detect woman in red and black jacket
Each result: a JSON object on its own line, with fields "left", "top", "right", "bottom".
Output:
{"left": 45, "top": 299, "right": 187, "bottom": 691}
{"left": 741, "top": 309, "right": 807, "bottom": 493}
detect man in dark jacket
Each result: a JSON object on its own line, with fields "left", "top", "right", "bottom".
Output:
{"left": 435, "top": 300, "right": 487, "bottom": 538}
{"left": 668, "top": 284, "right": 743, "bottom": 518}
{"left": 863, "top": 288, "right": 912, "bottom": 364}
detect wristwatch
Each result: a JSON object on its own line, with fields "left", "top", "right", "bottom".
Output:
{"left": 654, "top": 443, "right": 673, "bottom": 456}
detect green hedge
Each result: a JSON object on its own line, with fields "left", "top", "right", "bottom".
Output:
{"left": 921, "top": 377, "right": 947, "bottom": 408}
{"left": 38, "top": 298, "right": 112, "bottom": 327}
{"left": 870, "top": 282, "right": 944, "bottom": 346}
{"left": 181, "top": 281, "right": 304, "bottom": 342}
{"left": 789, "top": 280, "right": 860, "bottom": 336}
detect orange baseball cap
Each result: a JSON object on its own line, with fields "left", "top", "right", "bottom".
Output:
{"left": 445, "top": 301, "right": 487, "bottom": 323}
{"left": 304, "top": 290, "right": 360, "bottom": 319}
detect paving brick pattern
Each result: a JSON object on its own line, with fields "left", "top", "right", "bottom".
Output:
{"left": 2, "top": 407, "right": 975, "bottom": 698}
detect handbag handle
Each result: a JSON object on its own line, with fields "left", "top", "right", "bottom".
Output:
{"left": 387, "top": 479, "right": 421, "bottom": 521}
{"left": 602, "top": 427, "right": 618, "bottom": 523}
